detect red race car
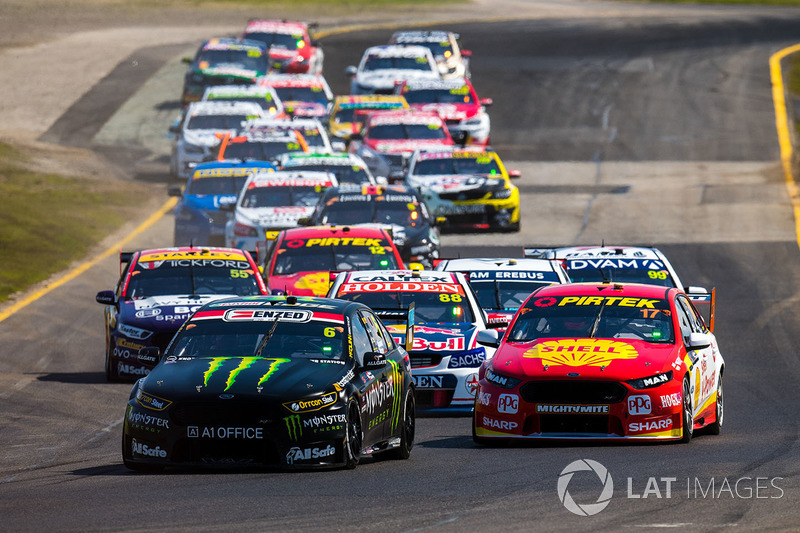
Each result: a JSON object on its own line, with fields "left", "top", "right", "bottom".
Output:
{"left": 473, "top": 282, "right": 725, "bottom": 443}
{"left": 242, "top": 19, "right": 324, "bottom": 74}
{"left": 260, "top": 225, "right": 405, "bottom": 296}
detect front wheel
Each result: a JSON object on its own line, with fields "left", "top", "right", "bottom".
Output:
{"left": 387, "top": 387, "right": 415, "bottom": 460}
{"left": 105, "top": 335, "right": 120, "bottom": 382}
{"left": 345, "top": 401, "right": 362, "bottom": 469}
{"left": 679, "top": 377, "right": 694, "bottom": 443}
{"left": 705, "top": 374, "right": 723, "bottom": 435}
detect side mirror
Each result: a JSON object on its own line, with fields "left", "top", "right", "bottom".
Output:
{"left": 461, "top": 49, "right": 472, "bottom": 58}
{"left": 480, "top": 97, "right": 493, "bottom": 108}
{"left": 182, "top": 57, "right": 192, "bottom": 64}
{"left": 477, "top": 329, "right": 501, "bottom": 348}
{"left": 297, "top": 216, "right": 312, "bottom": 226}
{"left": 508, "top": 169, "right": 521, "bottom": 179}
{"left": 434, "top": 216, "right": 447, "bottom": 227}
{"left": 686, "top": 332, "right": 712, "bottom": 350}
{"left": 137, "top": 346, "right": 161, "bottom": 368}
{"left": 95, "top": 290, "right": 116, "bottom": 305}
{"left": 345, "top": 65, "right": 357, "bottom": 76}
{"left": 362, "top": 351, "right": 386, "bottom": 367}
{"left": 451, "top": 131, "right": 468, "bottom": 146}
{"left": 168, "top": 123, "right": 181, "bottom": 134}
{"left": 219, "top": 201, "right": 236, "bottom": 212}
{"left": 168, "top": 185, "right": 183, "bottom": 197}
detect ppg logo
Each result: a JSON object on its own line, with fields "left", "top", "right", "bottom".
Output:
{"left": 497, "top": 393, "right": 519, "bottom": 414}
{"left": 627, "top": 395, "right": 652, "bottom": 415}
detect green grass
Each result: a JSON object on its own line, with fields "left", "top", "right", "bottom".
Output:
{"left": 0, "top": 143, "right": 134, "bottom": 303}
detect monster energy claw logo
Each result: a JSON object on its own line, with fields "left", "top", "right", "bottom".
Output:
{"left": 284, "top": 415, "right": 302, "bottom": 441}
{"left": 389, "top": 360, "right": 402, "bottom": 432}
{"left": 203, "top": 357, "right": 289, "bottom": 391}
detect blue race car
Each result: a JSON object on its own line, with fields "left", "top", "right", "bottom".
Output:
{"left": 169, "top": 161, "right": 276, "bottom": 247}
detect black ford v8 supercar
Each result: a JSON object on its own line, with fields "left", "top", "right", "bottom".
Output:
{"left": 122, "top": 295, "right": 415, "bottom": 470}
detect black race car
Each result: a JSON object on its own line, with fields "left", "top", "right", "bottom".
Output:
{"left": 122, "top": 295, "right": 415, "bottom": 470}
{"left": 300, "top": 184, "right": 441, "bottom": 268}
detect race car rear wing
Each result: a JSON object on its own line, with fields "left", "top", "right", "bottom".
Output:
{"left": 688, "top": 287, "right": 716, "bottom": 333}
{"left": 373, "top": 302, "right": 415, "bottom": 353}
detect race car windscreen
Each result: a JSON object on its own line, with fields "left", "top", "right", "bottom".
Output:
{"left": 334, "top": 105, "right": 404, "bottom": 123}
{"left": 319, "top": 199, "right": 425, "bottom": 226}
{"left": 273, "top": 242, "right": 400, "bottom": 274}
{"left": 286, "top": 164, "right": 369, "bottom": 185}
{"left": 335, "top": 287, "right": 474, "bottom": 324}
{"left": 165, "top": 319, "right": 344, "bottom": 360}
{"left": 244, "top": 32, "right": 301, "bottom": 50}
{"left": 412, "top": 155, "right": 502, "bottom": 176}
{"left": 507, "top": 295, "right": 674, "bottom": 344}
{"left": 223, "top": 140, "right": 303, "bottom": 161}
{"left": 402, "top": 87, "right": 474, "bottom": 105}
{"left": 565, "top": 260, "right": 676, "bottom": 287}
{"left": 367, "top": 123, "right": 446, "bottom": 140}
{"left": 208, "top": 95, "right": 276, "bottom": 111}
{"left": 187, "top": 114, "right": 251, "bottom": 130}
{"left": 469, "top": 279, "right": 555, "bottom": 311}
{"left": 240, "top": 185, "right": 323, "bottom": 208}
{"left": 125, "top": 265, "right": 262, "bottom": 298}
{"left": 186, "top": 175, "right": 249, "bottom": 195}
{"left": 272, "top": 87, "right": 328, "bottom": 104}
{"left": 363, "top": 56, "right": 432, "bottom": 71}
{"left": 196, "top": 49, "right": 267, "bottom": 71}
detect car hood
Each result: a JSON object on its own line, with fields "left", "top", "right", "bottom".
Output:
{"left": 195, "top": 66, "right": 261, "bottom": 80}
{"left": 369, "top": 139, "right": 453, "bottom": 154}
{"left": 141, "top": 356, "right": 351, "bottom": 401}
{"left": 356, "top": 70, "right": 440, "bottom": 89}
{"left": 282, "top": 101, "right": 327, "bottom": 118}
{"left": 268, "top": 271, "right": 333, "bottom": 297}
{"left": 183, "top": 129, "right": 230, "bottom": 147}
{"left": 411, "top": 102, "right": 478, "bottom": 121}
{"left": 237, "top": 206, "right": 314, "bottom": 228}
{"left": 184, "top": 194, "right": 238, "bottom": 212}
{"left": 493, "top": 338, "right": 680, "bottom": 381}
{"left": 407, "top": 173, "right": 499, "bottom": 193}
{"left": 120, "top": 294, "right": 237, "bottom": 330}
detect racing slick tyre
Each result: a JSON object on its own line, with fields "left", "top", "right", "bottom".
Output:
{"left": 386, "top": 387, "right": 415, "bottom": 460}
{"left": 104, "top": 337, "right": 121, "bottom": 382}
{"left": 679, "top": 377, "right": 694, "bottom": 444}
{"left": 705, "top": 373, "right": 723, "bottom": 435}
{"left": 472, "top": 407, "right": 490, "bottom": 446}
{"left": 345, "top": 400, "right": 362, "bottom": 469}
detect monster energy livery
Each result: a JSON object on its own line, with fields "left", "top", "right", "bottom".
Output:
{"left": 122, "top": 295, "right": 415, "bottom": 470}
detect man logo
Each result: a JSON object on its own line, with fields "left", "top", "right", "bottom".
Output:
{"left": 557, "top": 459, "right": 613, "bottom": 516}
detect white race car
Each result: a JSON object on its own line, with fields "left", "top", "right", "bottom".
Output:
{"left": 223, "top": 170, "right": 336, "bottom": 258}
{"left": 389, "top": 30, "right": 471, "bottom": 79}
{"left": 169, "top": 101, "right": 265, "bottom": 180}
{"left": 328, "top": 269, "right": 497, "bottom": 414}
{"left": 346, "top": 45, "right": 442, "bottom": 95}
{"left": 435, "top": 257, "right": 570, "bottom": 327}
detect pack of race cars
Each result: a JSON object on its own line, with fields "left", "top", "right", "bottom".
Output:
{"left": 104, "top": 20, "right": 726, "bottom": 471}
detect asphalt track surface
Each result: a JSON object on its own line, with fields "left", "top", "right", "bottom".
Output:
{"left": 2, "top": 8, "right": 800, "bottom": 532}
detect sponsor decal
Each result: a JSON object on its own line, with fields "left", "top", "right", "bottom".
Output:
{"left": 448, "top": 348, "right": 486, "bottom": 369}
{"left": 285, "top": 445, "right": 336, "bottom": 464}
{"left": 643, "top": 373, "right": 670, "bottom": 387}
{"left": 536, "top": 404, "right": 609, "bottom": 414}
{"left": 660, "top": 393, "right": 682, "bottom": 408}
{"left": 136, "top": 390, "right": 171, "bottom": 411}
{"left": 700, "top": 371, "right": 716, "bottom": 397}
{"left": 627, "top": 395, "right": 652, "bottom": 415}
{"left": 131, "top": 439, "right": 167, "bottom": 458}
{"left": 478, "top": 391, "right": 491, "bottom": 406}
{"left": 284, "top": 415, "right": 303, "bottom": 441}
{"left": 127, "top": 411, "right": 170, "bottom": 431}
{"left": 497, "top": 394, "right": 519, "bottom": 414}
{"left": 223, "top": 309, "right": 311, "bottom": 322}
{"left": 401, "top": 336, "right": 465, "bottom": 352}
{"left": 118, "top": 362, "right": 149, "bottom": 376}
{"left": 203, "top": 357, "right": 289, "bottom": 391}
{"left": 466, "top": 373, "right": 479, "bottom": 395}
{"left": 283, "top": 392, "right": 338, "bottom": 413}
{"left": 532, "top": 296, "right": 659, "bottom": 308}
{"left": 628, "top": 418, "right": 672, "bottom": 433}
{"left": 339, "top": 282, "right": 461, "bottom": 294}
{"left": 482, "top": 416, "right": 519, "bottom": 431}
{"left": 134, "top": 308, "right": 162, "bottom": 319}
{"left": 186, "top": 426, "right": 264, "bottom": 439}
{"left": 524, "top": 339, "right": 639, "bottom": 367}
{"left": 412, "top": 375, "right": 443, "bottom": 389}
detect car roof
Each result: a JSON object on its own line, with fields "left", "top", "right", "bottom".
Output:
{"left": 438, "top": 257, "right": 560, "bottom": 272}
{"left": 530, "top": 281, "right": 674, "bottom": 300}
{"left": 366, "top": 110, "right": 443, "bottom": 125}
{"left": 200, "top": 295, "right": 359, "bottom": 316}
{"left": 186, "top": 101, "right": 265, "bottom": 116}
{"left": 334, "top": 95, "right": 408, "bottom": 105}
{"left": 529, "top": 245, "right": 666, "bottom": 261}
{"left": 245, "top": 170, "right": 335, "bottom": 187}
{"left": 259, "top": 73, "right": 330, "bottom": 88}
{"left": 401, "top": 78, "right": 472, "bottom": 90}
{"left": 391, "top": 30, "right": 456, "bottom": 42}
{"left": 337, "top": 269, "right": 463, "bottom": 284}
{"left": 244, "top": 20, "right": 309, "bottom": 34}
{"left": 132, "top": 246, "right": 253, "bottom": 262}
{"left": 363, "top": 44, "right": 434, "bottom": 58}
{"left": 324, "top": 183, "right": 421, "bottom": 200}
{"left": 201, "top": 38, "right": 265, "bottom": 52}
